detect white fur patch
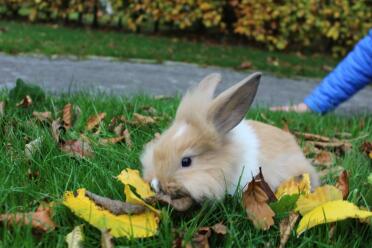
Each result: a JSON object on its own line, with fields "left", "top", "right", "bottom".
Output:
{"left": 227, "top": 121, "right": 260, "bottom": 194}
{"left": 151, "top": 178, "right": 160, "bottom": 193}
{"left": 173, "top": 123, "right": 188, "bottom": 139}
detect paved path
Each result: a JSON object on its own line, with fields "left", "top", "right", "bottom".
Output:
{"left": 1, "top": 53, "right": 371, "bottom": 114}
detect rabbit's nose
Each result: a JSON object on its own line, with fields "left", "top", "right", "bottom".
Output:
{"left": 150, "top": 178, "right": 160, "bottom": 193}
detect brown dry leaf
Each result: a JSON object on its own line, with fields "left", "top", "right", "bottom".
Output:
{"left": 113, "top": 123, "right": 125, "bottom": 136}
{"left": 319, "top": 166, "right": 344, "bottom": 178}
{"left": 211, "top": 223, "right": 227, "bottom": 235}
{"left": 0, "top": 204, "right": 56, "bottom": 232}
{"left": 85, "top": 190, "right": 145, "bottom": 215}
{"left": 132, "top": 113, "right": 156, "bottom": 125}
{"left": 27, "top": 168, "right": 40, "bottom": 180}
{"left": 302, "top": 143, "right": 320, "bottom": 157}
{"left": 278, "top": 212, "right": 299, "bottom": 248}
{"left": 33, "top": 111, "right": 52, "bottom": 123}
{"left": 238, "top": 60, "right": 253, "bottom": 69}
{"left": 16, "top": 95, "right": 32, "bottom": 108}
{"left": 63, "top": 103, "right": 73, "bottom": 129}
{"left": 335, "top": 170, "right": 349, "bottom": 200}
{"left": 361, "top": 141, "right": 372, "bottom": 159}
{"left": 60, "top": 139, "right": 93, "bottom": 158}
{"left": 312, "top": 151, "right": 334, "bottom": 166}
{"left": 0, "top": 101, "right": 5, "bottom": 116}
{"left": 123, "top": 129, "right": 132, "bottom": 148}
{"left": 295, "top": 132, "right": 331, "bottom": 142}
{"left": 51, "top": 119, "right": 66, "bottom": 143}
{"left": 243, "top": 178, "right": 275, "bottom": 230}
{"left": 86, "top": 112, "right": 106, "bottom": 131}
{"left": 254, "top": 167, "right": 277, "bottom": 202}
{"left": 101, "top": 229, "right": 114, "bottom": 248}
{"left": 186, "top": 227, "right": 211, "bottom": 248}
{"left": 307, "top": 140, "right": 352, "bottom": 153}
{"left": 99, "top": 136, "right": 126, "bottom": 145}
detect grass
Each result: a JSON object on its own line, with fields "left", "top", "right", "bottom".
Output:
{"left": 0, "top": 85, "right": 371, "bottom": 247}
{"left": 0, "top": 20, "right": 338, "bottom": 78}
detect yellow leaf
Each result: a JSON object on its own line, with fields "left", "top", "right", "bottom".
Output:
{"left": 63, "top": 189, "right": 158, "bottom": 238}
{"left": 296, "top": 200, "right": 372, "bottom": 235}
{"left": 117, "top": 169, "right": 154, "bottom": 199}
{"left": 124, "top": 186, "right": 160, "bottom": 215}
{"left": 66, "top": 225, "right": 84, "bottom": 248}
{"left": 295, "top": 185, "right": 342, "bottom": 215}
{"left": 275, "top": 174, "right": 311, "bottom": 199}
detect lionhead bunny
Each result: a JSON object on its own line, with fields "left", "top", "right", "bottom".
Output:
{"left": 141, "top": 72, "right": 320, "bottom": 202}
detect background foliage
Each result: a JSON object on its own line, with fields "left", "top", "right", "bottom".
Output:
{"left": 0, "top": 0, "right": 371, "bottom": 56}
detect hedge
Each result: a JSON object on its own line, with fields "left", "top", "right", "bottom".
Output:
{"left": 0, "top": 0, "right": 371, "bottom": 56}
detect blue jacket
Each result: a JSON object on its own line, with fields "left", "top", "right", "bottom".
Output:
{"left": 304, "top": 29, "right": 372, "bottom": 114}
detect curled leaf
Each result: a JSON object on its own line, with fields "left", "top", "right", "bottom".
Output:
{"left": 86, "top": 112, "right": 106, "bottom": 131}
{"left": 63, "top": 188, "right": 159, "bottom": 238}
{"left": 297, "top": 200, "right": 372, "bottom": 235}
{"left": 254, "top": 167, "right": 276, "bottom": 202}
{"left": 243, "top": 178, "right": 275, "bottom": 230}
{"left": 295, "top": 185, "right": 343, "bottom": 215}
{"left": 63, "top": 103, "right": 73, "bottom": 129}
{"left": 132, "top": 113, "right": 156, "bottom": 125}
{"left": 66, "top": 225, "right": 84, "bottom": 248}
{"left": 275, "top": 174, "right": 311, "bottom": 200}
{"left": 85, "top": 190, "right": 145, "bottom": 215}
{"left": 51, "top": 118, "right": 65, "bottom": 143}
{"left": 335, "top": 170, "right": 349, "bottom": 200}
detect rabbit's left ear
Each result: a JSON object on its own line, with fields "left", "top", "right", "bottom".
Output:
{"left": 195, "top": 73, "right": 221, "bottom": 99}
{"left": 208, "top": 72, "right": 261, "bottom": 133}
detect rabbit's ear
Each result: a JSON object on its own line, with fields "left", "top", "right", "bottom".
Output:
{"left": 208, "top": 72, "right": 261, "bottom": 133}
{"left": 195, "top": 73, "right": 221, "bottom": 99}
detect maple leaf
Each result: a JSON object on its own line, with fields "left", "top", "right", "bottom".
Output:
{"left": 0, "top": 203, "right": 56, "bottom": 232}
{"left": 86, "top": 112, "right": 106, "bottom": 131}
{"left": 295, "top": 185, "right": 343, "bottom": 215}
{"left": 275, "top": 174, "right": 311, "bottom": 199}
{"left": 296, "top": 200, "right": 372, "bottom": 235}
{"left": 243, "top": 177, "right": 275, "bottom": 230}
{"left": 66, "top": 225, "right": 84, "bottom": 248}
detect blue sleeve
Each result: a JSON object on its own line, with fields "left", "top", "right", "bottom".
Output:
{"left": 304, "top": 29, "right": 372, "bottom": 114}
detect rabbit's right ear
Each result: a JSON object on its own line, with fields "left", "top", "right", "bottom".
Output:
{"left": 208, "top": 72, "right": 261, "bottom": 134}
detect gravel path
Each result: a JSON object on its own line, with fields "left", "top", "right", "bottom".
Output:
{"left": 1, "top": 53, "right": 371, "bottom": 114}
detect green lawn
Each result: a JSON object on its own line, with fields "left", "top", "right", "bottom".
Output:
{"left": 0, "top": 20, "right": 338, "bottom": 78}
{"left": 0, "top": 85, "right": 371, "bottom": 247}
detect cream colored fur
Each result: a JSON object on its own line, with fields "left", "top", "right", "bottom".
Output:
{"left": 140, "top": 73, "right": 320, "bottom": 202}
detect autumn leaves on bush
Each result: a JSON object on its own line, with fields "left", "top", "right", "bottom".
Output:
{"left": 1, "top": 0, "right": 371, "bottom": 56}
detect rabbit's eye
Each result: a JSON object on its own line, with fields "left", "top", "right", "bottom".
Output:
{"left": 181, "top": 157, "right": 192, "bottom": 167}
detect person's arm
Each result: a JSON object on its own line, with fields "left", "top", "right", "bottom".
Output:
{"left": 304, "top": 29, "right": 372, "bottom": 114}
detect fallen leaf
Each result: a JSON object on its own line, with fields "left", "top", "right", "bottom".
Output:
{"left": 101, "top": 229, "right": 114, "bottom": 248}
{"left": 63, "top": 103, "right": 73, "bottom": 129}
{"left": 296, "top": 200, "right": 372, "bottom": 235}
{"left": 51, "top": 118, "right": 66, "bottom": 143}
{"left": 0, "top": 204, "right": 56, "bottom": 232}
{"left": 278, "top": 212, "right": 299, "bottom": 248}
{"left": 85, "top": 190, "right": 145, "bottom": 215}
{"left": 361, "top": 141, "right": 372, "bottom": 159}
{"left": 63, "top": 188, "right": 158, "bottom": 238}
{"left": 295, "top": 185, "right": 343, "bottom": 215}
{"left": 117, "top": 169, "right": 154, "bottom": 199}
{"left": 86, "top": 112, "right": 106, "bottom": 131}
{"left": 270, "top": 194, "right": 299, "bottom": 216}
{"left": 211, "top": 223, "right": 227, "bottom": 235}
{"left": 33, "top": 111, "right": 52, "bottom": 123}
{"left": 302, "top": 143, "right": 320, "bottom": 157}
{"left": 335, "top": 170, "right": 349, "bottom": 200}
{"left": 307, "top": 140, "right": 352, "bottom": 153}
{"left": 243, "top": 178, "right": 275, "bottom": 230}
{"left": 66, "top": 225, "right": 84, "bottom": 248}
{"left": 123, "top": 129, "right": 133, "bottom": 148}
{"left": 294, "top": 132, "right": 331, "bottom": 142}
{"left": 27, "top": 168, "right": 40, "bottom": 180}
{"left": 141, "top": 106, "right": 158, "bottom": 115}
{"left": 113, "top": 123, "right": 125, "bottom": 136}
{"left": 275, "top": 174, "right": 311, "bottom": 200}
{"left": 60, "top": 139, "right": 93, "bottom": 158}
{"left": 186, "top": 227, "right": 211, "bottom": 248}
{"left": 0, "top": 101, "right": 4, "bottom": 116}
{"left": 25, "top": 137, "right": 43, "bottom": 159}
{"left": 319, "top": 165, "right": 344, "bottom": 178}
{"left": 16, "top": 95, "right": 32, "bottom": 108}
{"left": 99, "top": 136, "right": 126, "bottom": 145}
{"left": 312, "top": 151, "right": 334, "bottom": 166}
{"left": 238, "top": 60, "right": 253, "bottom": 69}
{"left": 254, "top": 167, "right": 277, "bottom": 202}
{"left": 132, "top": 113, "right": 156, "bottom": 125}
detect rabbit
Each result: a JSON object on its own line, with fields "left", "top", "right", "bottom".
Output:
{"left": 140, "top": 72, "right": 320, "bottom": 202}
